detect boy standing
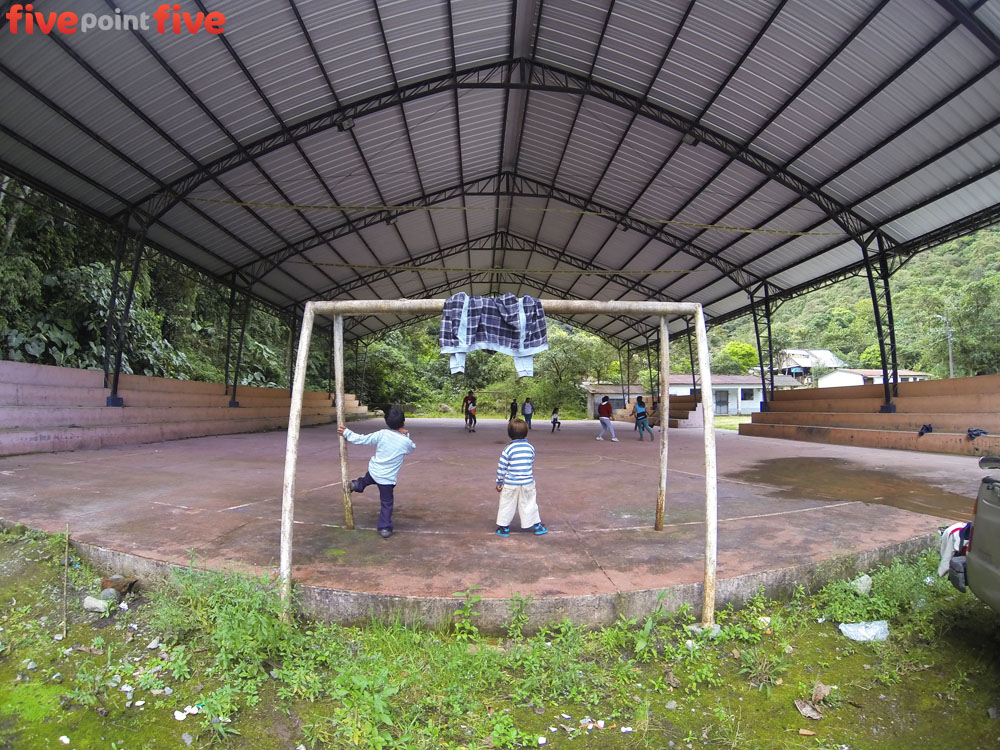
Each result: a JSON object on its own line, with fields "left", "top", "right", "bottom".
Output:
{"left": 495, "top": 417, "right": 547, "bottom": 537}
{"left": 338, "top": 407, "right": 415, "bottom": 539}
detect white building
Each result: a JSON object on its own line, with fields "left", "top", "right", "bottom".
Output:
{"left": 668, "top": 374, "right": 801, "bottom": 416}
{"left": 817, "top": 368, "right": 932, "bottom": 388}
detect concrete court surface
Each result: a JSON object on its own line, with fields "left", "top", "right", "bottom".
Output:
{"left": 0, "top": 417, "right": 979, "bottom": 628}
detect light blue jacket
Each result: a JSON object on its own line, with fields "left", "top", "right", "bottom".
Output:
{"left": 343, "top": 428, "right": 415, "bottom": 485}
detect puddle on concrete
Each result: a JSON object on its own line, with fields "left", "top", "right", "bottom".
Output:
{"left": 734, "top": 457, "right": 973, "bottom": 521}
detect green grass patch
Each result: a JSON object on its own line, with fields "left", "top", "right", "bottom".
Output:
{"left": 1, "top": 527, "right": 999, "bottom": 748}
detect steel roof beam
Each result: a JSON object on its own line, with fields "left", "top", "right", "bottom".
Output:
{"left": 932, "top": 0, "right": 1000, "bottom": 58}
{"left": 239, "top": 171, "right": 749, "bottom": 287}
{"left": 133, "top": 58, "right": 878, "bottom": 250}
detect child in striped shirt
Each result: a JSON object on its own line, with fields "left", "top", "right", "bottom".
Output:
{"left": 495, "top": 417, "right": 547, "bottom": 537}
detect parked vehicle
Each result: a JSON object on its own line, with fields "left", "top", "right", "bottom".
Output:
{"left": 948, "top": 456, "right": 1000, "bottom": 613}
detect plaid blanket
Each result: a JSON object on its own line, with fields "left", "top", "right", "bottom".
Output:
{"left": 439, "top": 293, "right": 548, "bottom": 376}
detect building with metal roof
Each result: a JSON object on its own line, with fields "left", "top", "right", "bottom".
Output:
{"left": 2, "top": 0, "right": 999, "bottom": 407}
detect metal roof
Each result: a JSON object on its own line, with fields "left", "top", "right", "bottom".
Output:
{"left": 2, "top": 0, "right": 999, "bottom": 343}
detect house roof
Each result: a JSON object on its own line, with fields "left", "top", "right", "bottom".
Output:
{"left": 582, "top": 383, "right": 645, "bottom": 395}
{"left": 780, "top": 349, "right": 847, "bottom": 369}
{"left": 828, "top": 368, "right": 931, "bottom": 378}
{"left": 2, "top": 1, "right": 999, "bottom": 343}
{"left": 670, "top": 374, "right": 800, "bottom": 388}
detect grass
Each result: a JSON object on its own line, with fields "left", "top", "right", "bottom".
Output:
{"left": 1, "top": 526, "right": 999, "bottom": 749}
{"left": 714, "top": 415, "right": 752, "bottom": 430}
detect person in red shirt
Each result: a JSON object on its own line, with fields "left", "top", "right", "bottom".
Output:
{"left": 596, "top": 396, "right": 619, "bottom": 442}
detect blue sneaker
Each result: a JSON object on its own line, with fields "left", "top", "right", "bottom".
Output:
{"left": 532, "top": 523, "right": 548, "bottom": 536}
{"left": 496, "top": 526, "right": 510, "bottom": 537}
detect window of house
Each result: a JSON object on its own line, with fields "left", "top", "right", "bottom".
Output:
{"left": 740, "top": 388, "right": 755, "bottom": 401}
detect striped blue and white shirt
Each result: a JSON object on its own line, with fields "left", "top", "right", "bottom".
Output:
{"left": 496, "top": 438, "right": 535, "bottom": 487}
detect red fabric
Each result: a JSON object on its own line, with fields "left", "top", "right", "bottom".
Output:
{"left": 598, "top": 401, "right": 612, "bottom": 418}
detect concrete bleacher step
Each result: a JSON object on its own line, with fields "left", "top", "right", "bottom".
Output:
{"left": 748, "top": 411, "right": 1000, "bottom": 434}
{"left": 739, "top": 422, "right": 1000, "bottom": 457}
{"left": 742, "top": 373, "right": 1000, "bottom": 456}
{"left": 0, "top": 404, "right": 335, "bottom": 430}
{"left": 0, "top": 361, "right": 368, "bottom": 456}
{"left": 0, "top": 412, "right": 334, "bottom": 457}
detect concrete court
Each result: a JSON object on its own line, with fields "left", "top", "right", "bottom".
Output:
{"left": 0, "top": 417, "right": 979, "bottom": 628}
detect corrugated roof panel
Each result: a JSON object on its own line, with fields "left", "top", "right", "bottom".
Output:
{"left": 0, "top": 139, "right": 127, "bottom": 217}
{"left": 701, "top": 1, "right": 869, "bottom": 144}
{"left": 825, "top": 77, "right": 1000, "bottom": 209}
{"left": 535, "top": 201, "right": 582, "bottom": 249}
{"left": 0, "top": 79, "right": 156, "bottom": 203}
{"left": 591, "top": 227, "right": 652, "bottom": 268}
{"left": 765, "top": 241, "right": 861, "bottom": 291}
{"left": 350, "top": 105, "right": 423, "bottom": 203}
{"left": 377, "top": 0, "right": 451, "bottom": 85}
{"left": 592, "top": 116, "right": 677, "bottom": 213}
{"left": 554, "top": 98, "right": 635, "bottom": 196}
{"left": 463, "top": 194, "right": 498, "bottom": 238}
{"left": 403, "top": 92, "right": 463, "bottom": 194}
{"left": 649, "top": 0, "right": 773, "bottom": 121}
{"left": 563, "top": 213, "right": 615, "bottom": 259}
{"left": 978, "top": 0, "right": 1000, "bottom": 38}
{"left": 457, "top": 88, "right": 506, "bottom": 178}
{"left": 144, "top": 222, "right": 232, "bottom": 280}
{"left": 508, "top": 196, "right": 547, "bottom": 238}
{"left": 452, "top": 0, "right": 511, "bottom": 68}
{"left": 517, "top": 91, "right": 585, "bottom": 184}
{"left": 254, "top": 147, "right": 338, "bottom": 209}
{"left": 670, "top": 161, "right": 766, "bottom": 241}
{"left": 43, "top": 27, "right": 226, "bottom": 177}
{"left": 138, "top": 8, "right": 279, "bottom": 144}
{"left": 788, "top": 4, "right": 958, "bottom": 185}
{"left": 657, "top": 262, "right": 720, "bottom": 300}
{"left": 746, "top": 231, "right": 855, "bottom": 285}
{"left": 301, "top": 0, "right": 396, "bottom": 103}
{"left": 217, "top": 0, "right": 336, "bottom": 124}
{"left": 158, "top": 202, "right": 261, "bottom": 270}
{"left": 693, "top": 178, "right": 811, "bottom": 255}
{"left": 631, "top": 142, "right": 728, "bottom": 223}
{"left": 297, "top": 130, "right": 382, "bottom": 222}
{"left": 882, "top": 172, "right": 1000, "bottom": 240}
{"left": 533, "top": 0, "right": 609, "bottom": 74}
{"left": 591, "top": 0, "right": 685, "bottom": 97}
{"left": 428, "top": 198, "right": 474, "bottom": 245}
{"left": 753, "top": 2, "right": 949, "bottom": 168}
{"left": 685, "top": 274, "right": 741, "bottom": 308}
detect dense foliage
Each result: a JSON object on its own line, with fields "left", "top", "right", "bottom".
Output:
{"left": 3, "top": 175, "right": 998, "bottom": 408}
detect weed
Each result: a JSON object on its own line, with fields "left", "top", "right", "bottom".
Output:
{"left": 738, "top": 647, "right": 790, "bottom": 695}
{"left": 505, "top": 592, "right": 532, "bottom": 641}
{"left": 200, "top": 684, "right": 242, "bottom": 740}
{"left": 452, "top": 586, "right": 482, "bottom": 642}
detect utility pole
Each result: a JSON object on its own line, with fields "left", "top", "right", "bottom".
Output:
{"left": 944, "top": 310, "right": 954, "bottom": 379}
{"left": 936, "top": 311, "right": 954, "bottom": 379}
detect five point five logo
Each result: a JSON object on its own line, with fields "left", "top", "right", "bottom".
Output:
{"left": 5, "top": 4, "right": 226, "bottom": 35}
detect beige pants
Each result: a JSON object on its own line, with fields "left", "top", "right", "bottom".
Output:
{"left": 496, "top": 482, "right": 541, "bottom": 528}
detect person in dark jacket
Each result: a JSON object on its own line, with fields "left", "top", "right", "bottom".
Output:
{"left": 509, "top": 399, "right": 518, "bottom": 420}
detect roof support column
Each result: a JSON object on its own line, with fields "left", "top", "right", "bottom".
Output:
{"left": 227, "top": 292, "right": 251, "bottom": 408}
{"left": 103, "top": 220, "right": 148, "bottom": 407}
{"left": 862, "top": 233, "right": 899, "bottom": 411}
{"left": 751, "top": 284, "right": 777, "bottom": 412}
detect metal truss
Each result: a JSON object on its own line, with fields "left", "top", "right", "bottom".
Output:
{"left": 312, "top": 231, "right": 678, "bottom": 303}
{"left": 243, "top": 172, "right": 752, "bottom": 289}
{"left": 341, "top": 272, "right": 658, "bottom": 344}
{"left": 861, "top": 234, "right": 900, "bottom": 411}
{"left": 749, "top": 283, "right": 781, "bottom": 410}
{"left": 132, "top": 58, "right": 883, "bottom": 255}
